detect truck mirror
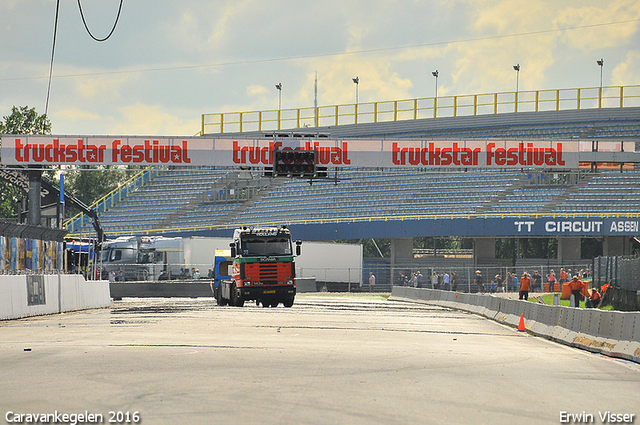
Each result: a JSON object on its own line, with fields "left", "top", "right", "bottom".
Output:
{"left": 229, "top": 242, "right": 236, "bottom": 258}
{"left": 295, "top": 240, "right": 302, "bottom": 256}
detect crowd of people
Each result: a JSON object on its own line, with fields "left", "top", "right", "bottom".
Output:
{"left": 394, "top": 267, "right": 601, "bottom": 307}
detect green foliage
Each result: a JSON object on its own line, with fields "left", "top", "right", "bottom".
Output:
{"left": 63, "top": 166, "right": 134, "bottom": 208}
{"left": 0, "top": 105, "right": 51, "bottom": 135}
{"left": 0, "top": 106, "right": 51, "bottom": 219}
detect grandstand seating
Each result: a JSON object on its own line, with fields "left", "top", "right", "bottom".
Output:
{"left": 73, "top": 166, "right": 640, "bottom": 237}
{"left": 69, "top": 106, "right": 640, "bottom": 237}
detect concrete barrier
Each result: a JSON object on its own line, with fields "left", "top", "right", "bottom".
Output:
{"left": 390, "top": 287, "right": 640, "bottom": 364}
{"left": 1, "top": 274, "right": 110, "bottom": 320}
{"left": 296, "top": 277, "right": 317, "bottom": 293}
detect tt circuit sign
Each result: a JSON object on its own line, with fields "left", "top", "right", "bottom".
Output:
{"left": 0, "top": 136, "right": 579, "bottom": 169}
{"left": 513, "top": 219, "right": 640, "bottom": 236}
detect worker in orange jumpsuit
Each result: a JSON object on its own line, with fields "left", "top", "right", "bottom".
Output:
{"left": 568, "top": 276, "right": 586, "bottom": 307}
{"left": 586, "top": 288, "right": 601, "bottom": 308}
{"left": 519, "top": 272, "right": 531, "bottom": 300}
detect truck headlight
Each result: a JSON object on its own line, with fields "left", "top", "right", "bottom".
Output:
{"left": 286, "top": 279, "right": 294, "bottom": 285}
{"left": 244, "top": 280, "right": 252, "bottom": 286}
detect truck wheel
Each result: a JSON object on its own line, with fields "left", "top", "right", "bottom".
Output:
{"left": 283, "top": 297, "right": 294, "bottom": 308}
{"left": 231, "top": 283, "right": 244, "bottom": 307}
{"left": 270, "top": 301, "right": 279, "bottom": 307}
{"left": 216, "top": 288, "right": 227, "bottom": 306}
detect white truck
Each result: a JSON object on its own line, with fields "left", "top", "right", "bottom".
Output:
{"left": 100, "top": 235, "right": 363, "bottom": 285}
{"left": 101, "top": 236, "right": 229, "bottom": 281}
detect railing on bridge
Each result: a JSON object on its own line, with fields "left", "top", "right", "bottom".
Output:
{"left": 201, "top": 85, "right": 640, "bottom": 135}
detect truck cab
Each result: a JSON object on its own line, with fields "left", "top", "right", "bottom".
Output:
{"left": 215, "top": 226, "right": 300, "bottom": 307}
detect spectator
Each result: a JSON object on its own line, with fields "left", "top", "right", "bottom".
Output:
{"left": 474, "top": 270, "right": 483, "bottom": 293}
{"left": 431, "top": 272, "right": 439, "bottom": 289}
{"left": 451, "top": 272, "right": 458, "bottom": 291}
{"left": 519, "top": 272, "right": 531, "bottom": 300}
{"left": 108, "top": 269, "right": 116, "bottom": 282}
{"left": 559, "top": 268, "right": 568, "bottom": 284}
{"left": 409, "top": 272, "right": 418, "bottom": 288}
{"left": 443, "top": 272, "right": 450, "bottom": 290}
{"left": 532, "top": 270, "right": 542, "bottom": 293}
{"left": 369, "top": 272, "right": 376, "bottom": 292}
{"left": 193, "top": 269, "right": 200, "bottom": 279}
{"left": 548, "top": 269, "right": 556, "bottom": 290}
{"left": 417, "top": 271, "right": 423, "bottom": 288}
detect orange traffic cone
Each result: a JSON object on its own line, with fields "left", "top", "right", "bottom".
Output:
{"left": 517, "top": 313, "right": 526, "bottom": 332}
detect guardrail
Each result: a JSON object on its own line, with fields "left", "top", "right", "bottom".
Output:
{"left": 390, "top": 287, "right": 640, "bottom": 363}
{"left": 202, "top": 84, "right": 640, "bottom": 134}
{"left": 64, "top": 167, "right": 159, "bottom": 234}
{"left": 65, "top": 210, "right": 640, "bottom": 239}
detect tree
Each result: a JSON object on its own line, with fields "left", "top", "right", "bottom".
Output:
{"left": 64, "top": 166, "right": 134, "bottom": 207}
{"left": 0, "top": 106, "right": 51, "bottom": 219}
{"left": 0, "top": 106, "right": 51, "bottom": 135}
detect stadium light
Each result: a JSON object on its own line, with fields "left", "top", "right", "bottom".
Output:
{"left": 432, "top": 70, "right": 439, "bottom": 98}
{"left": 596, "top": 59, "right": 604, "bottom": 108}
{"left": 352, "top": 77, "right": 359, "bottom": 104}
{"left": 275, "top": 83, "right": 282, "bottom": 110}
{"left": 513, "top": 64, "right": 520, "bottom": 93}
{"left": 597, "top": 58, "right": 604, "bottom": 88}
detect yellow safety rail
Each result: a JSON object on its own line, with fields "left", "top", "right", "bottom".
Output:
{"left": 201, "top": 85, "right": 640, "bottom": 135}
{"left": 64, "top": 167, "right": 159, "bottom": 234}
{"left": 67, "top": 211, "right": 640, "bottom": 239}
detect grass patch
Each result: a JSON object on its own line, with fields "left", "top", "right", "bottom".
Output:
{"left": 529, "top": 293, "right": 612, "bottom": 310}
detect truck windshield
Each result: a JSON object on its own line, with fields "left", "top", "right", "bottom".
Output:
{"left": 240, "top": 237, "right": 292, "bottom": 256}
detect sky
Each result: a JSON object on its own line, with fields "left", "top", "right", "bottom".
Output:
{"left": 1, "top": 0, "right": 639, "bottom": 136}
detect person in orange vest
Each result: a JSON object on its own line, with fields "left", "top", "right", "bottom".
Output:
{"left": 568, "top": 276, "right": 586, "bottom": 307}
{"left": 519, "top": 272, "right": 531, "bottom": 300}
{"left": 586, "top": 287, "right": 601, "bottom": 308}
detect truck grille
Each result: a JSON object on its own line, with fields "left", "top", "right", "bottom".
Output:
{"left": 259, "top": 263, "right": 278, "bottom": 281}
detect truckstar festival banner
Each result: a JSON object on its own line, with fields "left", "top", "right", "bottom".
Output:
{"left": 0, "top": 136, "right": 579, "bottom": 169}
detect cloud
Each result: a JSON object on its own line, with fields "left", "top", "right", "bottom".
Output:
{"left": 612, "top": 50, "right": 640, "bottom": 86}
{"left": 112, "top": 104, "right": 200, "bottom": 136}
{"left": 555, "top": 1, "right": 640, "bottom": 51}
{"left": 54, "top": 107, "right": 101, "bottom": 123}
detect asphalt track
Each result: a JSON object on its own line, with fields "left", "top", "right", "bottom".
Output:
{"left": 1, "top": 294, "right": 639, "bottom": 425}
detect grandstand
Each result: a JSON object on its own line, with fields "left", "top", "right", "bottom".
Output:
{"left": 66, "top": 100, "right": 640, "bottom": 286}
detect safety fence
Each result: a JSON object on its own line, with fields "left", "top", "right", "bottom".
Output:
{"left": 391, "top": 286, "right": 640, "bottom": 364}
{"left": 593, "top": 255, "right": 640, "bottom": 292}
{"left": 202, "top": 84, "right": 640, "bottom": 134}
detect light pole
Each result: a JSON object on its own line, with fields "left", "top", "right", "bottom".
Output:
{"left": 352, "top": 77, "right": 359, "bottom": 105}
{"left": 597, "top": 58, "right": 604, "bottom": 108}
{"left": 432, "top": 70, "right": 439, "bottom": 98}
{"left": 275, "top": 83, "right": 282, "bottom": 110}
{"left": 513, "top": 64, "right": 520, "bottom": 112}
{"left": 432, "top": 70, "right": 439, "bottom": 118}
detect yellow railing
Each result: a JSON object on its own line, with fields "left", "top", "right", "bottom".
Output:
{"left": 201, "top": 85, "right": 640, "bottom": 135}
{"left": 66, "top": 211, "right": 640, "bottom": 239}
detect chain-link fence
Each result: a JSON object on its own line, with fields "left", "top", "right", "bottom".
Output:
{"left": 593, "top": 256, "right": 640, "bottom": 292}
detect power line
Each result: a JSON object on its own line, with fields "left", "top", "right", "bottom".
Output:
{"left": 5, "top": 16, "right": 639, "bottom": 83}
{"left": 43, "top": 0, "right": 60, "bottom": 130}
{"left": 77, "top": 0, "right": 124, "bottom": 42}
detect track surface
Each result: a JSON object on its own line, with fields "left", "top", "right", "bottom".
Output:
{"left": 1, "top": 294, "right": 639, "bottom": 425}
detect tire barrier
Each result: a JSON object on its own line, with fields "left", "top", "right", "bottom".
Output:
{"left": 390, "top": 287, "right": 640, "bottom": 364}
{"left": 0, "top": 274, "right": 110, "bottom": 320}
